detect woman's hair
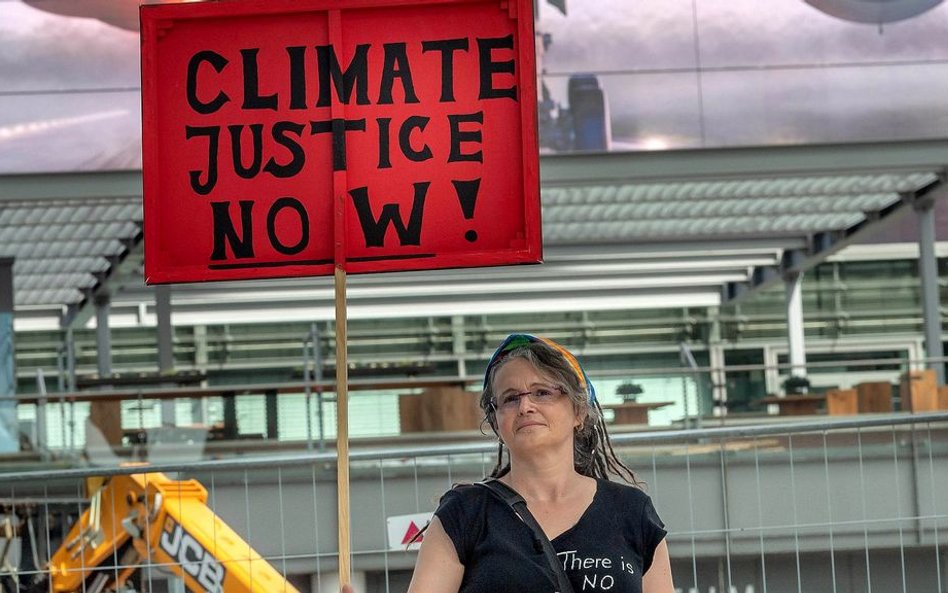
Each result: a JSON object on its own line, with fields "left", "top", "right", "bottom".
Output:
{"left": 481, "top": 340, "right": 640, "bottom": 485}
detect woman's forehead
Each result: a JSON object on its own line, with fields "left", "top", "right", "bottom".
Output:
{"left": 493, "top": 357, "right": 555, "bottom": 387}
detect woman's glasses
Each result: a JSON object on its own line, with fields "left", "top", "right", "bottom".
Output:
{"left": 493, "top": 385, "right": 565, "bottom": 412}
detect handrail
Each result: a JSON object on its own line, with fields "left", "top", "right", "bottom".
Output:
{"left": 2, "top": 411, "right": 946, "bottom": 483}
{"left": 14, "top": 353, "right": 948, "bottom": 405}
{"left": 10, "top": 376, "right": 474, "bottom": 404}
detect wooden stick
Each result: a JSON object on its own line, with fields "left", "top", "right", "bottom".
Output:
{"left": 334, "top": 265, "right": 350, "bottom": 587}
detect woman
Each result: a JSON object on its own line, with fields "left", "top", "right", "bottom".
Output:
{"left": 350, "top": 334, "right": 674, "bottom": 593}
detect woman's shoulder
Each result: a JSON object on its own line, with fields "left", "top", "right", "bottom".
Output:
{"left": 595, "top": 478, "right": 655, "bottom": 507}
{"left": 437, "top": 482, "right": 493, "bottom": 510}
{"left": 434, "top": 482, "right": 494, "bottom": 551}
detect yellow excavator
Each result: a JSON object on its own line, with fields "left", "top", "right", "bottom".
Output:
{"left": 7, "top": 472, "right": 300, "bottom": 593}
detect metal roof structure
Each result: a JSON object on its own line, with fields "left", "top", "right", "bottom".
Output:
{"left": 1, "top": 139, "right": 946, "bottom": 331}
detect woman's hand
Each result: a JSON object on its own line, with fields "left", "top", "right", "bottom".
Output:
{"left": 341, "top": 585, "right": 355, "bottom": 593}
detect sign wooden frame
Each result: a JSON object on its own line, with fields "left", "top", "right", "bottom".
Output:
{"left": 141, "top": 0, "right": 541, "bottom": 284}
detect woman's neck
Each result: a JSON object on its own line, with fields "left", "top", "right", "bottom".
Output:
{"left": 503, "top": 453, "right": 588, "bottom": 502}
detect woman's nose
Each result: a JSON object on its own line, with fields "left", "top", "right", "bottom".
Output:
{"left": 517, "top": 393, "right": 538, "bottom": 414}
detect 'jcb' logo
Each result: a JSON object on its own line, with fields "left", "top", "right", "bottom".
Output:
{"left": 159, "top": 517, "right": 226, "bottom": 593}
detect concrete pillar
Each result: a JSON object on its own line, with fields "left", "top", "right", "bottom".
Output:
{"left": 785, "top": 271, "right": 807, "bottom": 381}
{"left": 91, "top": 293, "right": 122, "bottom": 446}
{"left": 451, "top": 315, "right": 467, "bottom": 376}
{"left": 917, "top": 202, "right": 945, "bottom": 384}
{"left": 192, "top": 324, "right": 208, "bottom": 423}
{"left": 96, "top": 294, "right": 112, "bottom": 379}
{"left": 312, "top": 323, "right": 326, "bottom": 450}
{"left": 34, "top": 368, "right": 48, "bottom": 458}
{"left": 156, "top": 285, "right": 176, "bottom": 426}
{"left": 709, "top": 344, "right": 727, "bottom": 417}
{"left": 707, "top": 307, "right": 728, "bottom": 416}
{"left": 0, "top": 257, "right": 18, "bottom": 453}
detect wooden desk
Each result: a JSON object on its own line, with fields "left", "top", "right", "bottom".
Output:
{"left": 604, "top": 401, "right": 673, "bottom": 425}
{"left": 760, "top": 394, "right": 825, "bottom": 416}
{"left": 399, "top": 387, "right": 481, "bottom": 433}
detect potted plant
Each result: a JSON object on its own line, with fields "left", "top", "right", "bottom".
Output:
{"left": 782, "top": 375, "right": 811, "bottom": 395}
{"left": 615, "top": 381, "right": 644, "bottom": 403}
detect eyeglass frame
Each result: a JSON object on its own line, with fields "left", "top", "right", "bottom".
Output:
{"left": 489, "top": 384, "right": 568, "bottom": 413}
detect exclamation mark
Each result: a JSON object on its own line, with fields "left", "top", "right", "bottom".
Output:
{"left": 452, "top": 178, "right": 481, "bottom": 242}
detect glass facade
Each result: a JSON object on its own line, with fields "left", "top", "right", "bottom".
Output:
{"left": 11, "top": 256, "right": 946, "bottom": 450}
{"left": 5, "top": 1, "right": 948, "bottom": 172}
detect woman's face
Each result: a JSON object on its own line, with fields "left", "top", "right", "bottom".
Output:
{"left": 491, "top": 357, "right": 583, "bottom": 451}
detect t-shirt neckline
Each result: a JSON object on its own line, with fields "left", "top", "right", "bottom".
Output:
{"left": 549, "top": 478, "right": 601, "bottom": 544}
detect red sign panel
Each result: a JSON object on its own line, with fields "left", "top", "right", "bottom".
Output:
{"left": 140, "top": 0, "right": 540, "bottom": 283}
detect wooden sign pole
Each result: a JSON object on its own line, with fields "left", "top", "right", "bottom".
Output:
{"left": 334, "top": 265, "right": 351, "bottom": 587}
{"left": 325, "top": 9, "right": 351, "bottom": 587}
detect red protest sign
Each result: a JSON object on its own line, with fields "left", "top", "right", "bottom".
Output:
{"left": 141, "top": 0, "right": 540, "bottom": 284}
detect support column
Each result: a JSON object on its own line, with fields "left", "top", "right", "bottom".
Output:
{"left": 451, "top": 315, "right": 467, "bottom": 376}
{"left": 192, "top": 324, "right": 208, "bottom": 424}
{"left": 0, "top": 257, "right": 18, "bottom": 453}
{"left": 785, "top": 271, "right": 808, "bottom": 382}
{"left": 156, "top": 285, "right": 176, "bottom": 426}
{"left": 92, "top": 293, "right": 123, "bottom": 446}
{"left": 917, "top": 202, "right": 945, "bottom": 384}
{"left": 707, "top": 307, "right": 728, "bottom": 416}
{"left": 709, "top": 345, "right": 727, "bottom": 417}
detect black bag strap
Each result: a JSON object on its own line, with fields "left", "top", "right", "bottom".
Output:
{"left": 475, "top": 479, "right": 576, "bottom": 593}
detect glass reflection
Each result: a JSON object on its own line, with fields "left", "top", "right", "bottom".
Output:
{"left": 2, "top": 0, "right": 948, "bottom": 173}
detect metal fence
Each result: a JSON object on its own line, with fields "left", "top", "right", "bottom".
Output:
{"left": 2, "top": 412, "right": 947, "bottom": 593}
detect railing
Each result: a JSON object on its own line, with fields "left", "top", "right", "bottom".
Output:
{"left": 1, "top": 412, "right": 946, "bottom": 593}
{"left": 9, "top": 352, "right": 947, "bottom": 464}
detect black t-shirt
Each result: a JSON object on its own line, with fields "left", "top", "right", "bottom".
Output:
{"left": 435, "top": 478, "right": 667, "bottom": 593}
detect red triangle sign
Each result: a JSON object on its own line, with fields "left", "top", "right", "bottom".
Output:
{"left": 402, "top": 521, "right": 424, "bottom": 545}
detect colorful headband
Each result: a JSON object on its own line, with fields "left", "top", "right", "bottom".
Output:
{"left": 483, "top": 333, "right": 597, "bottom": 403}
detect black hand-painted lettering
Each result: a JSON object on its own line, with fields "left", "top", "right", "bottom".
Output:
{"left": 228, "top": 124, "right": 263, "bottom": 179}
{"left": 448, "top": 112, "right": 483, "bottom": 162}
{"left": 187, "top": 51, "right": 230, "bottom": 114}
{"left": 287, "top": 46, "right": 308, "bottom": 110}
{"left": 311, "top": 118, "right": 367, "bottom": 171}
{"left": 453, "top": 178, "right": 481, "bottom": 243}
{"left": 241, "top": 48, "right": 278, "bottom": 110}
{"left": 210, "top": 201, "right": 254, "bottom": 260}
{"left": 399, "top": 116, "right": 433, "bottom": 162}
{"left": 377, "top": 118, "right": 392, "bottom": 169}
{"left": 452, "top": 178, "right": 480, "bottom": 220}
{"left": 379, "top": 42, "right": 420, "bottom": 104}
{"left": 266, "top": 197, "right": 309, "bottom": 255}
{"left": 316, "top": 44, "right": 370, "bottom": 107}
{"left": 264, "top": 122, "right": 306, "bottom": 177}
{"left": 421, "top": 38, "right": 469, "bottom": 102}
{"left": 478, "top": 35, "right": 517, "bottom": 100}
{"left": 186, "top": 126, "right": 220, "bottom": 195}
{"left": 349, "top": 183, "right": 429, "bottom": 247}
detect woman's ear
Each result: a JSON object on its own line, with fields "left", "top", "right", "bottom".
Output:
{"left": 573, "top": 406, "right": 587, "bottom": 430}
{"left": 487, "top": 410, "right": 500, "bottom": 435}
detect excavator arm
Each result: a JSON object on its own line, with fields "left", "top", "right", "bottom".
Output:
{"left": 44, "top": 472, "right": 300, "bottom": 593}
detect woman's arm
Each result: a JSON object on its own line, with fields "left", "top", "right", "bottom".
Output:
{"left": 642, "top": 539, "right": 674, "bottom": 593}
{"left": 406, "top": 516, "right": 465, "bottom": 593}
{"left": 341, "top": 516, "right": 464, "bottom": 593}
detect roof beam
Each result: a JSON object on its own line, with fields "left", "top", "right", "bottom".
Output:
{"left": 722, "top": 176, "right": 948, "bottom": 306}
{"left": 541, "top": 139, "right": 948, "bottom": 185}
{"left": 0, "top": 170, "right": 141, "bottom": 202}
